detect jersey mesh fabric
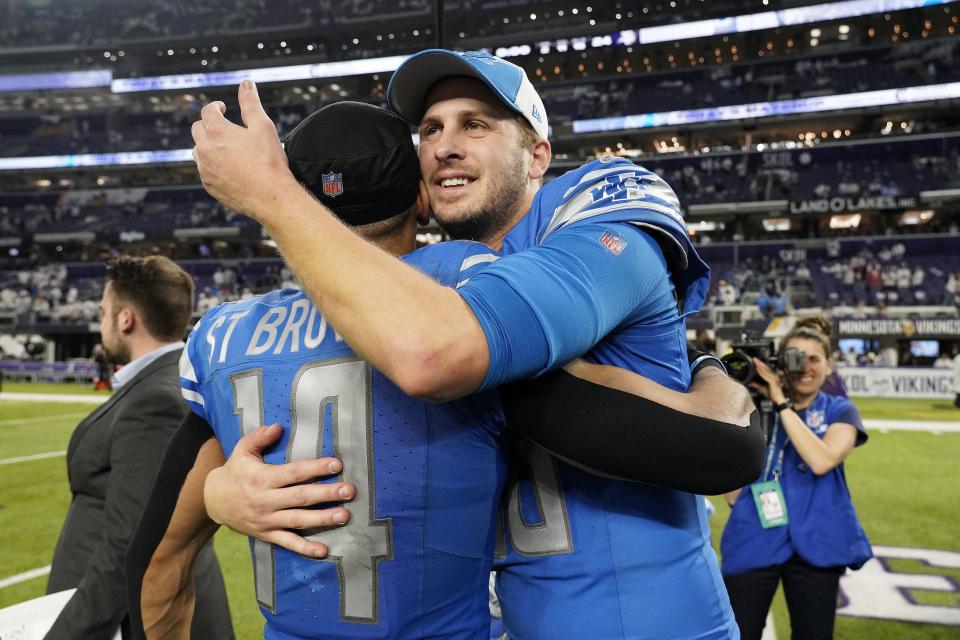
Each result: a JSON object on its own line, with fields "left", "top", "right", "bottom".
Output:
{"left": 463, "top": 158, "right": 738, "bottom": 640}
{"left": 180, "top": 241, "right": 506, "bottom": 640}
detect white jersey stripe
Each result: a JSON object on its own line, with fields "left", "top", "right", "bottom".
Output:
{"left": 460, "top": 253, "right": 500, "bottom": 271}
{"left": 179, "top": 347, "right": 198, "bottom": 382}
{"left": 181, "top": 388, "right": 205, "bottom": 406}
{"left": 542, "top": 199, "right": 687, "bottom": 244}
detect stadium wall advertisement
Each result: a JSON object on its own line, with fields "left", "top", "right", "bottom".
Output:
{"left": 836, "top": 318, "right": 960, "bottom": 337}
{"left": 789, "top": 195, "right": 919, "bottom": 214}
{"left": 836, "top": 367, "right": 955, "bottom": 399}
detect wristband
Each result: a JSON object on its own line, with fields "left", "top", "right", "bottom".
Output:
{"left": 690, "top": 354, "right": 727, "bottom": 377}
{"left": 773, "top": 400, "right": 793, "bottom": 413}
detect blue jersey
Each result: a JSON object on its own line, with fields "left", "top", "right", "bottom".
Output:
{"left": 180, "top": 242, "right": 506, "bottom": 640}
{"left": 461, "top": 158, "right": 737, "bottom": 639}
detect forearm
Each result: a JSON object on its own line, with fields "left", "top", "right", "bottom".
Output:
{"left": 779, "top": 409, "right": 851, "bottom": 474}
{"left": 126, "top": 416, "right": 219, "bottom": 640}
{"left": 258, "top": 185, "right": 486, "bottom": 400}
{"left": 565, "top": 361, "right": 753, "bottom": 427}
{"left": 141, "top": 547, "right": 201, "bottom": 640}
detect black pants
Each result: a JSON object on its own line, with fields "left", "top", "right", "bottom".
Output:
{"left": 724, "top": 555, "right": 845, "bottom": 640}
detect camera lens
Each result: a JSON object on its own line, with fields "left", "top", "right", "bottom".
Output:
{"left": 720, "top": 351, "right": 756, "bottom": 384}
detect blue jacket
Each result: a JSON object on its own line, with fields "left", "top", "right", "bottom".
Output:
{"left": 721, "top": 391, "right": 873, "bottom": 575}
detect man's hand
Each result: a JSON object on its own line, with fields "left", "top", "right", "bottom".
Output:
{"left": 191, "top": 80, "right": 299, "bottom": 220}
{"left": 204, "top": 424, "right": 355, "bottom": 558}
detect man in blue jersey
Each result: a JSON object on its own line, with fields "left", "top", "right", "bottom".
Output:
{"left": 190, "top": 53, "right": 747, "bottom": 638}
{"left": 137, "top": 100, "right": 755, "bottom": 639}
{"left": 129, "top": 102, "right": 508, "bottom": 640}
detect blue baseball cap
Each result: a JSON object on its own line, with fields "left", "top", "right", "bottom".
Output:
{"left": 387, "top": 49, "right": 549, "bottom": 140}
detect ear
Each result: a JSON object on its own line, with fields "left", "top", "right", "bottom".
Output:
{"left": 528, "top": 139, "right": 551, "bottom": 180}
{"left": 117, "top": 307, "right": 135, "bottom": 334}
{"left": 413, "top": 179, "right": 430, "bottom": 226}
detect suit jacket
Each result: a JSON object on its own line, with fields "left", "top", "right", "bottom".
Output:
{"left": 46, "top": 348, "right": 234, "bottom": 639}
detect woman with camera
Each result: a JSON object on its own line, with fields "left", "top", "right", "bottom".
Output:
{"left": 720, "top": 317, "right": 872, "bottom": 640}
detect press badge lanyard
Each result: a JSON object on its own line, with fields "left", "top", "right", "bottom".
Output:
{"left": 751, "top": 418, "right": 789, "bottom": 528}
{"left": 762, "top": 421, "right": 786, "bottom": 483}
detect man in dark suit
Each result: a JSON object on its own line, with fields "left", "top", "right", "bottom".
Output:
{"left": 45, "top": 255, "right": 233, "bottom": 639}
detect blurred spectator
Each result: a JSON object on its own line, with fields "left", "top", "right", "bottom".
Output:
{"left": 694, "top": 328, "right": 716, "bottom": 354}
{"left": 844, "top": 348, "right": 858, "bottom": 367}
{"left": 953, "top": 349, "right": 960, "bottom": 408}
{"left": 718, "top": 279, "right": 738, "bottom": 305}
{"left": 911, "top": 265, "right": 925, "bottom": 289}
{"left": 896, "top": 263, "right": 912, "bottom": 294}
{"left": 881, "top": 266, "right": 897, "bottom": 293}
{"left": 864, "top": 262, "right": 881, "bottom": 293}
{"left": 91, "top": 343, "right": 113, "bottom": 391}
{"left": 945, "top": 273, "right": 958, "bottom": 305}
{"left": 878, "top": 345, "right": 899, "bottom": 367}
{"left": 757, "top": 279, "right": 785, "bottom": 317}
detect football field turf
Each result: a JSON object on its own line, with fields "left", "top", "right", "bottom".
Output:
{"left": 1, "top": 383, "right": 958, "bottom": 639}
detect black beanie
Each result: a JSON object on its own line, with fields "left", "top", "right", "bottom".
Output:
{"left": 284, "top": 101, "right": 420, "bottom": 226}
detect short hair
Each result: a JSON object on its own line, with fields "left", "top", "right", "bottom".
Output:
{"left": 355, "top": 210, "right": 410, "bottom": 241}
{"left": 106, "top": 256, "right": 195, "bottom": 341}
{"left": 514, "top": 115, "right": 542, "bottom": 149}
{"left": 783, "top": 316, "right": 833, "bottom": 359}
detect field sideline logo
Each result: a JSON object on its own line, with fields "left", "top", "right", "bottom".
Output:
{"left": 838, "top": 545, "right": 960, "bottom": 626}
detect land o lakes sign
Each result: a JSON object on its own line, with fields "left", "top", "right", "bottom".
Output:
{"left": 839, "top": 546, "right": 960, "bottom": 626}
{"left": 790, "top": 196, "right": 918, "bottom": 214}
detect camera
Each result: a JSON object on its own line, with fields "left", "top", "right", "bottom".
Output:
{"left": 721, "top": 339, "right": 806, "bottom": 386}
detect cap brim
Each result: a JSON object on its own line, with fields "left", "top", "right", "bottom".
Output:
{"left": 387, "top": 49, "right": 524, "bottom": 126}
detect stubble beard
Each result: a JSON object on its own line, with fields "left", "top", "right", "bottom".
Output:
{"left": 436, "top": 150, "right": 529, "bottom": 244}
{"left": 102, "top": 330, "right": 131, "bottom": 366}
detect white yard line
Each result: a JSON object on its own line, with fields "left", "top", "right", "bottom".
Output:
{"left": 0, "top": 392, "right": 108, "bottom": 404}
{"left": 0, "top": 414, "right": 86, "bottom": 427}
{"left": 864, "top": 419, "right": 960, "bottom": 433}
{"left": 0, "top": 566, "right": 50, "bottom": 590}
{"left": 761, "top": 612, "right": 777, "bottom": 640}
{"left": 0, "top": 451, "right": 66, "bottom": 466}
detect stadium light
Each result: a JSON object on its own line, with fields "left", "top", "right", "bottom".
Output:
{"left": 572, "top": 81, "right": 960, "bottom": 134}
{"left": 95, "top": 0, "right": 960, "bottom": 93}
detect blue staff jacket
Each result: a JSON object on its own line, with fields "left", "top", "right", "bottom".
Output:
{"left": 721, "top": 391, "right": 873, "bottom": 575}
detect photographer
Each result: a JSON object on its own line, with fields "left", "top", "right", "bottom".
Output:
{"left": 719, "top": 317, "right": 872, "bottom": 640}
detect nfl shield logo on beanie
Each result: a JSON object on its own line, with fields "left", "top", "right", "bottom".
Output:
{"left": 322, "top": 171, "right": 344, "bottom": 198}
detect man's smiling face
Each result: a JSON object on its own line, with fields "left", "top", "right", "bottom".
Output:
{"left": 417, "top": 77, "right": 533, "bottom": 243}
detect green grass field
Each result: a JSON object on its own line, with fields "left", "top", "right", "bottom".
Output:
{"left": 1, "top": 383, "right": 958, "bottom": 639}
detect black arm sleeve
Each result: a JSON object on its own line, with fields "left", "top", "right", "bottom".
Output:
{"left": 124, "top": 412, "right": 214, "bottom": 640}
{"left": 500, "top": 370, "right": 764, "bottom": 495}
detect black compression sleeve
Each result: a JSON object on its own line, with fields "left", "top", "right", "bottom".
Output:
{"left": 501, "top": 370, "right": 764, "bottom": 495}
{"left": 124, "top": 412, "right": 214, "bottom": 640}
